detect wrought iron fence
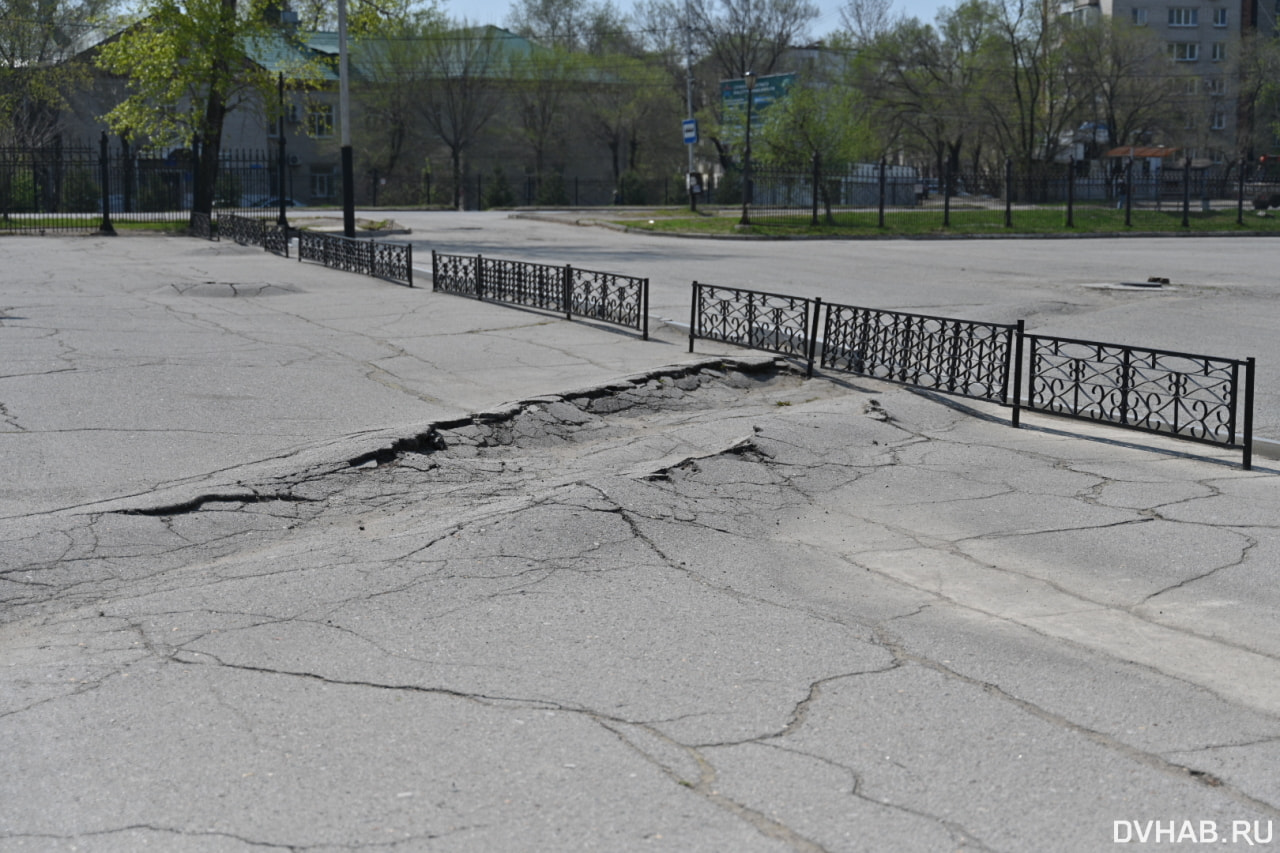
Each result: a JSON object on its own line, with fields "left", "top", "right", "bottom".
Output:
{"left": 689, "top": 283, "right": 819, "bottom": 375}
{"left": 1015, "top": 331, "right": 1254, "bottom": 468}
{"left": 737, "top": 158, "right": 1276, "bottom": 231}
{"left": 1, "top": 139, "right": 299, "bottom": 234}
{"left": 298, "top": 231, "right": 413, "bottom": 286}
{"left": 822, "top": 304, "right": 1015, "bottom": 404}
{"left": 191, "top": 211, "right": 216, "bottom": 240}
{"left": 431, "top": 251, "right": 649, "bottom": 338}
{"left": 687, "top": 283, "right": 1253, "bottom": 466}
{"left": 219, "top": 212, "right": 289, "bottom": 257}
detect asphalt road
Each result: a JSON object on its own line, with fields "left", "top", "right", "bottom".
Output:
{"left": 1, "top": 220, "right": 1278, "bottom": 852}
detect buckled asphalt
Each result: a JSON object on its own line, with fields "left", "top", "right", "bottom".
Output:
{"left": 1, "top": 215, "right": 1278, "bottom": 852}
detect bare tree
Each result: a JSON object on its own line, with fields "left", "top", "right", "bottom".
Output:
{"left": 839, "top": 0, "right": 899, "bottom": 48}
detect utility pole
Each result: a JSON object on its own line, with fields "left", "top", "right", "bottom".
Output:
{"left": 338, "top": 0, "right": 355, "bottom": 237}
{"left": 685, "top": 0, "right": 697, "bottom": 212}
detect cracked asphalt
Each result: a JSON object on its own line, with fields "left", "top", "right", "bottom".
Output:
{"left": 2, "top": 220, "right": 1279, "bottom": 852}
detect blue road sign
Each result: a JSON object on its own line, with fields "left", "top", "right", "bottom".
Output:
{"left": 682, "top": 119, "right": 698, "bottom": 145}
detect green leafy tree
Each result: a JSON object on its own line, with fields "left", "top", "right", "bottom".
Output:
{"left": 0, "top": 0, "right": 115, "bottom": 145}
{"left": 96, "top": 0, "right": 306, "bottom": 218}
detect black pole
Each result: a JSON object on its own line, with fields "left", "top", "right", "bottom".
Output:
{"left": 810, "top": 152, "right": 820, "bottom": 226}
{"left": 1066, "top": 156, "right": 1075, "bottom": 228}
{"left": 1004, "top": 157, "right": 1013, "bottom": 228}
{"left": 877, "top": 157, "right": 886, "bottom": 228}
{"left": 739, "top": 75, "right": 755, "bottom": 227}
{"left": 342, "top": 145, "right": 355, "bottom": 237}
{"left": 1124, "top": 158, "right": 1133, "bottom": 227}
{"left": 99, "top": 131, "right": 115, "bottom": 235}
{"left": 1237, "top": 157, "right": 1246, "bottom": 226}
{"left": 277, "top": 73, "right": 288, "bottom": 228}
{"left": 1181, "top": 156, "right": 1191, "bottom": 227}
{"left": 943, "top": 160, "right": 952, "bottom": 227}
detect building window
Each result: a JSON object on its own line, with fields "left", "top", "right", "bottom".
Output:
{"left": 1204, "top": 77, "right": 1226, "bottom": 95}
{"left": 1132, "top": 7, "right": 1147, "bottom": 24}
{"left": 1169, "top": 42, "right": 1200, "bottom": 61}
{"left": 1168, "top": 7, "right": 1198, "bottom": 26}
{"left": 310, "top": 167, "right": 334, "bottom": 198}
{"left": 1213, "top": 7, "right": 1228, "bottom": 26}
{"left": 1183, "top": 77, "right": 1198, "bottom": 95}
{"left": 306, "top": 104, "right": 334, "bottom": 138}
{"left": 1211, "top": 111, "right": 1227, "bottom": 130}
{"left": 1211, "top": 42, "right": 1226, "bottom": 61}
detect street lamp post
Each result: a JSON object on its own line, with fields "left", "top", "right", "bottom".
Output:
{"left": 739, "top": 71, "right": 756, "bottom": 227}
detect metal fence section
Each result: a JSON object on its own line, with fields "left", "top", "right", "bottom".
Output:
{"left": 689, "top": 283, "right": 819, "bottom": 375}
{"left": 0, "top": 142, "right": 102, "bottom": 234}
{"left": 431, "top": 252, "right": 649, "bottom": 337}
{"left": 569, "top": 266, "right": 649, "bottom": 340}
{"left": 823, "top": 304, "right": 1016, "bottom": 404}
{"left": 191, "top": 211, "right": 217, "bottom": 240}
{"left": 1015, "top": 332, "right": 1254, "bottom": 468}
{"left": 298, "top": 231, "right": 413, "bottom": 286}
{"left": 219, "top": 212, "right": 289, "bottom": 257}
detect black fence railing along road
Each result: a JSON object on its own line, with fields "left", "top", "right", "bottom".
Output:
{"left": 298, "top": 231, "right": 413, "bottom": 286}
{"left": 431, "top": 251, "right": 649, "bottom": 338}
{"left": 1016, "top": 332, "right": 1254, "bottom": 468}
{"left": 219, "top": 212, "right": 290, "bottom": 257}
{"left": 688, "top": 283, "right": 1253, "bottom": 468}
{"left": 822, "top": 304, "right": 1015, "bottom": 404}
{"left": 689, "top": 283, "right": 820, "bottom": 376}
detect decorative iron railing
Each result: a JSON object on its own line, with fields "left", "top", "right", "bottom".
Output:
{"left": 1016, "top": 331, "right": 1254, "bottom": 468}
{"left": 190, "top": 211, "right": 216, "bottom": 241}
{"left": 263, "top": 223, "right": 289, "bottom": 258}
{"left": 298, "top": 231, "right": 413, "bottom": 286}
{"left": 219, "top": 212, "right": 289, "bottom": 256}
{"left": 431, "top": 251, "right": 648, "bottom": 338}
{"left": 219, "top": 212, "right": 265, "bottom": 246}
{"left": 689, "top": 282, "right": 819, "bottom": 375}
{"left": 570, "top": 266, "right": 648, "bottom": 339}
{"left": 822, "top": 304, "right": 1015, "bottom": 404}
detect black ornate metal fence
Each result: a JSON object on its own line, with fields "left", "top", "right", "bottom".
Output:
{"left": 298, "top": 231, "right": 412, "bottom": 286}
{"left": 822, "top": 304, "right": 1015, "bottom": 404}
{"left": 219, "top": 212, "right": 289, "bottom": 257}
{"left": 689, "top": 283, "right": 820, "bottom": 375}
{"left": 688, "top": 283, "right": 1253, "bottom": 467}
{"left": 191, "top": 212, "right": 216, "bottom": 241}
{"left": 431, "top": 251, "right": 649, "bottom": 338}
{"left": 1015, "top": 331, "right": 1254, "bottom": 468}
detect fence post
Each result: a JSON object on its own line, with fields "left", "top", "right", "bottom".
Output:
{"left": 943, "top": 160, "right": 952, "bottom": 228}
{"left": 1066, "top": 156, "right": 1075, "bottom": 228}
{"left": 878, "top": 157, "right": 887, "bottom": 228}
{"left": 805, "top": 297, "right": 822, "bottom": 378}
{"left": 476, "top": 254, "right": 485, "bottom": 300}
{"left": 810, "top": 152, "right": 820, "bottom": 227}
{"left": 98, "top": 132, "right": 115, "bottom": 236}
{"left": 1124, "top": 158, "right": 1133, "bottom": 227}
{"left": 1181, "top": 156, "right": 1191, "bottom": 227}
{"left": 1242, "top": 357, "right": 1255, "bottom": 470}
{"left": 1004, "top": 157, "right": 1013, "bottom": 228}
{"left": 563, "top": 264, "right": 573, "bottom": 320}
{"left": 1010, "top": 319, "right": 1025, "bottom": 427}
{"left": 1237, "top": 157, "right": 1246, "bottom": 226}
{"left": 642, "top": 278, "right": 649, "bottom": 341}
{"left": 406, "top": 244, "right": 413, "bottom": 287}
{"left": 431, "top": 250, "right": 438, "bottom": 291}
{"left": 689, "top": 282, "right": 699, "bottom": 353}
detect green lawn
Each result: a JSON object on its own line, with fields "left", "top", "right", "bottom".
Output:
{"left": 620, "top": 205, "right": 1280, "bottom": 237}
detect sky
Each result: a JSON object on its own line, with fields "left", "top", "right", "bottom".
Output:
{"left": 438, "top": 0, "right": 950, "bottom": 41}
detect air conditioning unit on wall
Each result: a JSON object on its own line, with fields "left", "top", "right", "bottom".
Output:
{"left": 288, "top": 154, "right": 300, "bottom": 166}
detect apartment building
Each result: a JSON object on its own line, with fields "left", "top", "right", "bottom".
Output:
{"left": 1065, "top": 0, "right": 1251, "bottom": 162}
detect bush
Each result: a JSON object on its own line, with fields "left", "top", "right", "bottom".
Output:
{"left": 535, "top": 172, "right": 570, "bottom": 206}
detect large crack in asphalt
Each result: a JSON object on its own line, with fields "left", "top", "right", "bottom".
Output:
{"left": 2, "top": 356, "right": 1278, "bottom": 851}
